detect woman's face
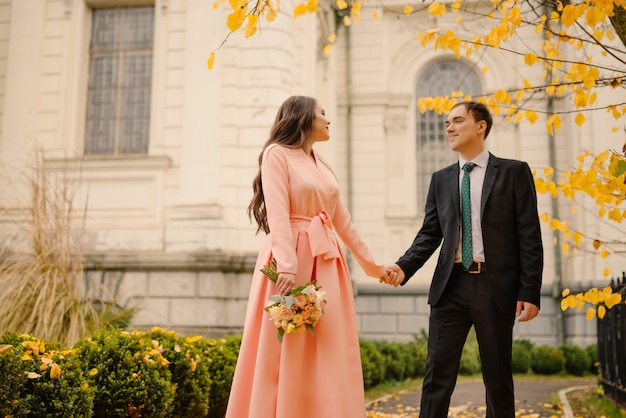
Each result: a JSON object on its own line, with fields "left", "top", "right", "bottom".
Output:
{"left": 310, "top": 103, "right": 330, "bottom": 143}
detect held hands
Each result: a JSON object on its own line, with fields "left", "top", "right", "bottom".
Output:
{"left": 379, "top": 264, "right": 405, "bottom": 287}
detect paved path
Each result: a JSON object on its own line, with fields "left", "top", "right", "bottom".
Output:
{"left": 366, "top": 377, "right": 597, "bottom": 417}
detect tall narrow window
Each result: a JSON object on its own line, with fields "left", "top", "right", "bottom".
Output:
{"left": 416, "top": 60, "right": 482, "bottom": 208}
{"left": 85, "top": 7, "right": 154, "bottom": 155}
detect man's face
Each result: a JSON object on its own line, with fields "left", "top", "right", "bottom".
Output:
{"left": 445, "top": 105, "right": 486, "bottom": 153}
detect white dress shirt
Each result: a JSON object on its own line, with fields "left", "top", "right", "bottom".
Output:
{"left": 455, "top": 149, "right": 489, "bottom": 263}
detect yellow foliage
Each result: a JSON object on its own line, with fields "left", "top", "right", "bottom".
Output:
{"left": 428, "top": 2, "right": 446, "bottom": 17}
{"left": 524, "top": 110, "right": 538, "bottom": 124}
{"left": 574, "top": 112, "right": 586, "bottom": 126}
{"left": 403, "top": 4, "right": 413, "bottom": 15}
{"left": 561, "top": 4, "right": 583, "bottom": 27}
{"left": 524, "top": 53, "right": 537, "bottom": 66}
{"left": 244, "top": 15, "right": 258, "bottom": 38}
{"left": 227, "top": 8, "right": 246, "bottom": 32}
{"left": 293, "top": 3, "right": 307, "bottom": 17}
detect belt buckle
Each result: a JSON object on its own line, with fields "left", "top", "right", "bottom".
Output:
{"left": 468, "top": 262, "right": 481, "bottom": 274}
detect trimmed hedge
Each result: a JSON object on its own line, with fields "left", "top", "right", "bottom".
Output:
{"left": 1, "top": 327, "right": 596, "bottom": 415}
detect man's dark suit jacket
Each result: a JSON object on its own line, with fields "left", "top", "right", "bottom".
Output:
{"left": 396, "top": 153, "right": 544, "bottom": 313}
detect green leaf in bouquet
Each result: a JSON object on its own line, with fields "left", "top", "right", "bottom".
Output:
{"left": 260, "top": 258, "right": 279, "bottom": 283}
{"left": 305, "top": 324, "right": 315, "bottom": 335}
{"left": 284, "top": 296, "right": 295, "bottom": 308}
{"left": 277, "top": 328, "right": 284, "bottom": 343}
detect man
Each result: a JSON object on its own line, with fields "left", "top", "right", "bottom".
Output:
{"left": 385, "top": 101, "right": 544, "bottom": 418}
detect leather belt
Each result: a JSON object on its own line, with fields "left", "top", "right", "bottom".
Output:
{"left": 454, "top": 261, "right": 485, "bottom": 274}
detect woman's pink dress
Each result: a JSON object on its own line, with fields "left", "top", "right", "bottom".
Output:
{"left": 225, "top": 144, "right": 385, "bottom": 418}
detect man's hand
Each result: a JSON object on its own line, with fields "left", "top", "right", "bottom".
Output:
{"left": 516, "top": 301, "right": 539, "bottom": 322}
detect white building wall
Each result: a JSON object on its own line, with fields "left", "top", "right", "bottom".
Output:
{"left": 1, "top": 0, "right": 620, "bottom": 345}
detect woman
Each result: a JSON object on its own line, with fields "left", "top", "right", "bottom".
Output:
{"left": 225, "top": 96, "right": 388, "bottom": 418}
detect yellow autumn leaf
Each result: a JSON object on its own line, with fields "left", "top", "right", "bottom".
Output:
{"left": 0, "top": 344, "right": 12, "bottom": 355}
{"left": 293, "top": 3, "right": 307, "bottom": 17}
{"left": 524, "top": 53, "right": 537, "bottom": 66}
{"left": 603, "top": 267, "right": 611, "bottom": 278}
{"left": 606, "top": 293, "right": 622, "bottom": 309}
{"left": 323, "top": 44, "right": 332, "bottom": 55}
{"left": 89, "top": 368, "right": 98, "bottom": 376}
{"left": 305, "top": 0, "right": 317, "bottom": 13}
{"left": 243, "top": 14, "right": 258, "bottom": 38}
{"left": 226, "top": 9, "right": 246, "bottom": 32}
{"left": 403, "top": 4, "right": 413, "bottom": 15}
{"left": 598, "top": 305, "right": 606, "bottom": 319}
{"left": 482, "top": 66, "right": 489, "bottom": 74}
{"left": 535, "top": 178, "right": 547, "bottom": 194}
{"left": 560, "top": 297, "right": 569, "bottom": 311}
{"left": 608, "top": 208, "right": 623, "bottom": 222}
{"left": 585, "top": 307, "right": 596, "bottom": 320}
{"left": 428, "top": 2, "right": 446, "bottom": 17}
{"left": 600, "top": 248, "right": 609, "bottom": 259}
{"left": 560, "top": 4, "right": 581, "bottom": 27}
{"left": 549, "top": 218, "right": 560, "bottom": 230}
{"left": 562, "top": 288, "right": 571, "bottom": 297}
{"left": 543, "top": 167, "right": 554, "bottom": 179}
{"left": 572, "top": 231, "right": 583, "bottom": 245}
{"left": 50, "top": 363, "right": 62, "bottom": 379}
{"left": 25, "top": 372, "right": 42, "bottom": 379}
{"left": 494, "top": 89, "right": 510, "bottom": 104}
{"left": 266, "top": 8, "right": 277, "bottom": 21}
{"left": 563, "top": 241, "right": 569, "bottom": 254}
{"left": 454, "top": 15, "right": 463, "bottom": 24}
{"left": 524, "top": 110, "right": 538, "bottom": 124}
{"left": 336, "top": 0, "right": 348, "bottom": 9}
{"left": 574, "top": 113, "right": 585, "bottom": 126}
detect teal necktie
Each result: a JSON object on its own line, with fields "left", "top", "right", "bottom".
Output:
{"left": 461, "top": 162, "right": 476, "bottom": 269}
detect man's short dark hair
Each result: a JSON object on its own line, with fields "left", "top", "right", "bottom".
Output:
{"left": 452, "top": 101, "right": 493, "bottom": 139}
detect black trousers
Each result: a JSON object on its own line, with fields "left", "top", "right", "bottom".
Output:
{"left": 419, "top": 266, "right": 516, "bottom": 418}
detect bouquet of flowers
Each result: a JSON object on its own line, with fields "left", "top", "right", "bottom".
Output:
{"left": 261, "top": 258, "right": 327, "bottom": 343}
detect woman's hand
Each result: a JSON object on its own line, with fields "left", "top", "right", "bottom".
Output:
{"left": 276, "top": 272, "right": 296, "bottom": 295}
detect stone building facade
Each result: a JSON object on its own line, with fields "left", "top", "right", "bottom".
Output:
{"left": 0, "top": 0, "right": 622, "bottom": 347}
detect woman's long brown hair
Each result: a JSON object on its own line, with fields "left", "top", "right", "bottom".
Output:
{"left": 247, "top": 95, "right": 317, "bottom": 234}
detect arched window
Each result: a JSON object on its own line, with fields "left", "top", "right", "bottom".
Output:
{"left": 415, "top": 60, "right": 482, "bottom": 209}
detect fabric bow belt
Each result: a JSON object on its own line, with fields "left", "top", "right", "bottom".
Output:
{"left": 291, "top": 211, "right": 340, "bottom": 260}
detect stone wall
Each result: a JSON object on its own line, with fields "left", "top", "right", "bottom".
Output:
{"left": 85, "top": 254, "right": 598, "bottom": 347}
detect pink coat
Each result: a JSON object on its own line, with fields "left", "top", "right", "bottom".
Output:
{"left": 225, "top": 144, "right": 385, "bottom": 418}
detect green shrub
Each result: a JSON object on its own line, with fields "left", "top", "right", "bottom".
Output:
{"left": 146, "top": 328, "right": 212, "bottom": 418}
{"left": 531, "top": 345, "right": 565, "bottom": 375}
{"left": 373, "top": 340, "right": 406, "bottom": 382}
{"left": 511, "top": 340, "right": 532, "bottom": 374}
{"left": 359, "top": 339, "right": 385, "bottom": 390}
{"left": 409, "top": 333, "right": 428, "bottom": 377}
{"left": 459, "top": 337, "right": 481, "bottom": 375}
{"left": 561, "top": 344, "right": 591, "bottom": 376}
{"left": 586, "top": 344, "right": 599, "bottom": 374}
{"left": 75, "top": 328, "right": 175, "bottom": 417}
{"left": 202, "top": 335, "right": 240, "bottom": 418}
{"left": 0, "top": 332, "right": 31, "bottom": 416}
{"left": 0, "top": 331, "right": 94, "bottom": 417}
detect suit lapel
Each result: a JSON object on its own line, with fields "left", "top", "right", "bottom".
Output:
{"left": 447, "top": 164, "right": 460, "bottom": 217}
{"left": 481, "top": 153, "right": 498, "bottom": 218}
